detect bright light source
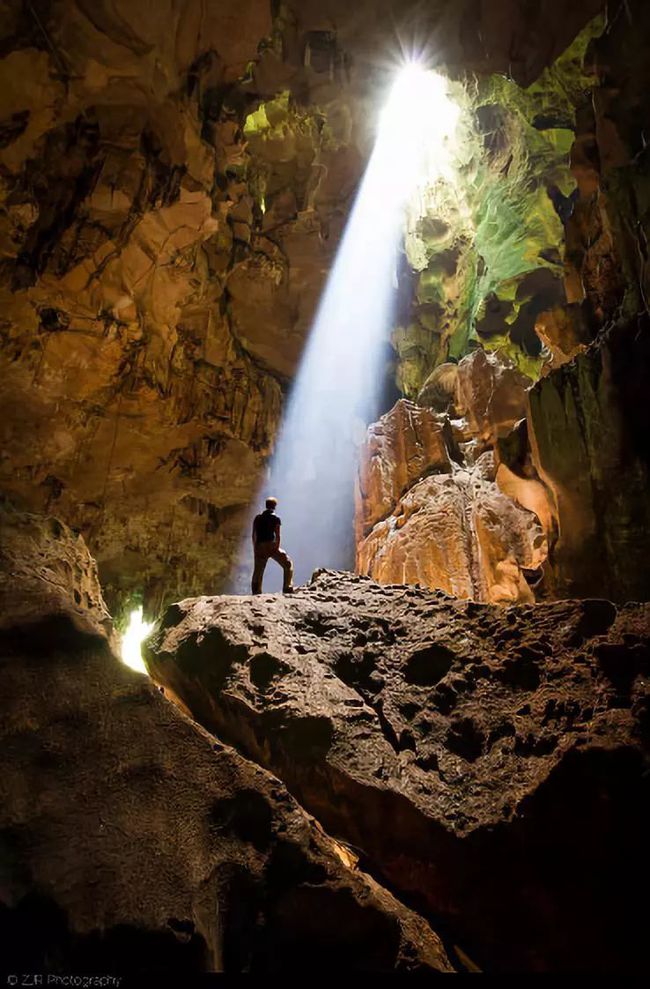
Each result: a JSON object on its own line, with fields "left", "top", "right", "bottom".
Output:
{"left": 232, "top": 63, "right": 461, "bottom": 592}
{"left": 380, "top": 62, "right": 460, "bottom": 186}
{"left": 381, "top": 63, "right": 459, "bottom": 141}
{"left": 120, "top": 606, "right": 154, "bottom": 674}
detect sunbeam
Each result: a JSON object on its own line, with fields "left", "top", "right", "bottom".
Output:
{"left": 235, "top": 63, "right": 460, "bottom": 591}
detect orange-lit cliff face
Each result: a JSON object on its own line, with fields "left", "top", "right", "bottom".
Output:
{"left": 3, "top": 0, "right": 643, "bottom": 615}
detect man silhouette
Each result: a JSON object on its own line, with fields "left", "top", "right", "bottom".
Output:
{"left": 251, "top": 496, "right": 294, "bottom": 594}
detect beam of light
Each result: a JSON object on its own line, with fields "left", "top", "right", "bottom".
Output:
{"left": 233, "top": 63, "right": 460, "bottom": 592}
{"left": 120, "top": 606, "right": 154, "bottom": 674}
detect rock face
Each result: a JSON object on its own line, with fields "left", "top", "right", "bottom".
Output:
{"left": 0, "top": 0, "right": 612, "bottom": 615}
{"left": 0, "top": 509, "right": 453, "bottom": 974}
{"left": 527, "top": 316, "right": 650, "bottom": 601}
{"left": 0, "top": 0, "right": 362, "bottom": 614}
{"left": 146, "top": 570, "right": 650, "bottom": 973}
{"left": 512, "top": 0, "right": 650, "bottom": 602}
{"left": 355, "top": 399, "right": 455, "bottom": 541}
{"left": 358, "top": 461, "right": 547, "bottom": 603}
{"left": 0, "top": 500, "right": 113, "bottom": 642}
{"left": 454, "top": 349, "right": 532, "bottom": 446}
{"left": 355, "top": 394, "right": 546, "bottom": 603}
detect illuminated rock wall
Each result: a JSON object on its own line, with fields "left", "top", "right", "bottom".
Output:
{"left": 356, "top": 386, "right": 546, "bottom": 603}
{"left": 0, "top": 1, "right": 358, "bottom": 613}
{"left": 0, "top": 0, "right": 641, "bottom": 610}
{"left": 359, "top": 0, "right": 650, "bottom": 605}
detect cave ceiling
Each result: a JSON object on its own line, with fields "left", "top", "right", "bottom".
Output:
{"left": 0, "top": 0, "right": 623, "bottom": 613}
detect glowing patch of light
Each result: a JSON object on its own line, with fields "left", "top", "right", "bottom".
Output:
{"left": 379, "top": 62, "right": 460, "bottom": 186}
{"left": 120, "top": 606, "right": 154, "bottom": 674}
{"left": 233, "top": 63, "right": 460, "bottom": 592}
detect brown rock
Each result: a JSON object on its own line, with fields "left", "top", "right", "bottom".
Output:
{"left": 493, "top": 417, "right": 555, "bottom": 543}
{"left": 455, "top": 349, "right": 533, "bottom": 445}
{"left": 0, "top": 509, "right": 453, "bottom": 974}
{"left": 357, "top": 461, "right": 546, "bottom": 603}
{"left": 0, "top": 503, "right": 113, "bottom": 642}
{"left": 534, "top": 303, "right": 592, "bottom": 370}
{"left": 0, "top": 0, "right": 619, "bottom": 614}
{"left": 355, "top": 399, "right": 455, "bottom": 541}
{"left": 146, "top": 569, "right": 650, "bottom": 973}
{"left": 528, "top": 315, "right": 650, "bottom": 602}
{"left": 417, "top": 362, "right": 459, "bottom": 411}
{"left": 0, "top": 3, "right": 356, "bottom": 612}
{"left": 495, "top": 462, "right": 555, "bottom": 539}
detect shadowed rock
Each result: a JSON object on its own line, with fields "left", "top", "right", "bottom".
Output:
{"left": 0, "top": 510, "right": 453, "bottom": 974}
{"left": 147, "top": 569, "right": 650, "bottom": 973}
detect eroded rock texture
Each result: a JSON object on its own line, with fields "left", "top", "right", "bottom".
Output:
{"left": 0, "top": 0, "right": 370, "bottom": 613}
{"left": 356, "top": 386, "right": 546, "bottom": 603}
{"left": 0, "top": 509, "right": 454, "bottom": 974}
{"left": 356, "top": 0, "right": 650, "bottom": 607}
{"left": 146, "top": 570, "right": 650, "bottom": 972}
{"left": 355, "top": 399, "right": 455, "bottom": 541}
{"left": 516, "top": 0, "right": 650, "bottom": 601}
{"left": 358, "top": 462, "right": 546, "bottom": 603}
{"left": 0, "top": 0, "right": 613, "bottom": 613}
{"left": 0, "top": 500, "right": 113, "bottom": 641}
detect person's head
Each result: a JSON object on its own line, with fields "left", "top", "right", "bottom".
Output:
{"left": 265, "top": 496, "right": 277, "bottom": 511}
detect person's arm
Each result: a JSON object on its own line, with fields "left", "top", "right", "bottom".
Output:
{"left": 273, "top": 519, "right": 281, "bottom": 550}
{"left": 252, "top": 517, "right": 257, "bottom": 547}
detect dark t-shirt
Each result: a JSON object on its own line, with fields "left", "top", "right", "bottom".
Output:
{"left": 253, "top": 509, "right": 281, "bottom": 543}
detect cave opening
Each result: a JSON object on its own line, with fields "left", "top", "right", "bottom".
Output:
{"left": 120, "top": 605, "right": 154, "bottom": 674}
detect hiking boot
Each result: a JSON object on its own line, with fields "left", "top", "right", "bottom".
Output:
{"left": 283, "top": 586, "right": 295, "bottom": 594}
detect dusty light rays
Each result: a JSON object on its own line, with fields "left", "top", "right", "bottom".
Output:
{"left": 234, "top": 64, "right": 461, "bottom": 591}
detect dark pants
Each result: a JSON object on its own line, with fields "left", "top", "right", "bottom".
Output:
{"left": 252, "top": 542, "right": 294, "bottom": 594}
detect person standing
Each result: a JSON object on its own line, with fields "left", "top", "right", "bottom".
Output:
{"left": 251, "top": 497, "right": 294, "bottom": 594}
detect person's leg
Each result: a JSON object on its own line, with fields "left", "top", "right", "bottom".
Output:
{"left": 271, "top": 547, "right": 294, "bottom": 592}
{"left": 251, "top": 550, "right": 268, "bottom": 594}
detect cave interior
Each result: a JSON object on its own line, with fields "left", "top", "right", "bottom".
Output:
{"left": 1, "top": 0, "right": 649, "bottom": 976}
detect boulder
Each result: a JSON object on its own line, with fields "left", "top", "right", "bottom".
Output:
{"left": 0, "top": 509, "right": 453, "bottom": 974}
{"left": 146, "top": 570, "right": 650, "bottom": 972}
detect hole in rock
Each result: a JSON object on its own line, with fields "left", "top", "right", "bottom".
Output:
{"left": 249, "top": 651, "right": 288, "bottom": 691}
{"left": 120, "top": 606, "right": 154, "bottom": 675}
{"left": 405, "top": 643, "right": 456, "bottom": 685}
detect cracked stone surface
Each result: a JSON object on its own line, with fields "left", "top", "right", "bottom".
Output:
{"left": 146, "top": 569, "right": 650, "bottom": 972}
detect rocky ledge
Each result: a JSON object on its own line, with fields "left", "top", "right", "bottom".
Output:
{"left": 0, "top": 511, "right": 453, "bottom": 974}
{"left": 146, "top": 570, "right": 650, "bottom": 972}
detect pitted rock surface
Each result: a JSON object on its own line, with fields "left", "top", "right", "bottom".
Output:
{"left": 0, "top": 516, "right": 453, "bottom": 975}
{"left": 146, "top": 570, "right": 650, "bottom": 972}
{"left": 0, "top": 502, "right": 114, "bottom": 642}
